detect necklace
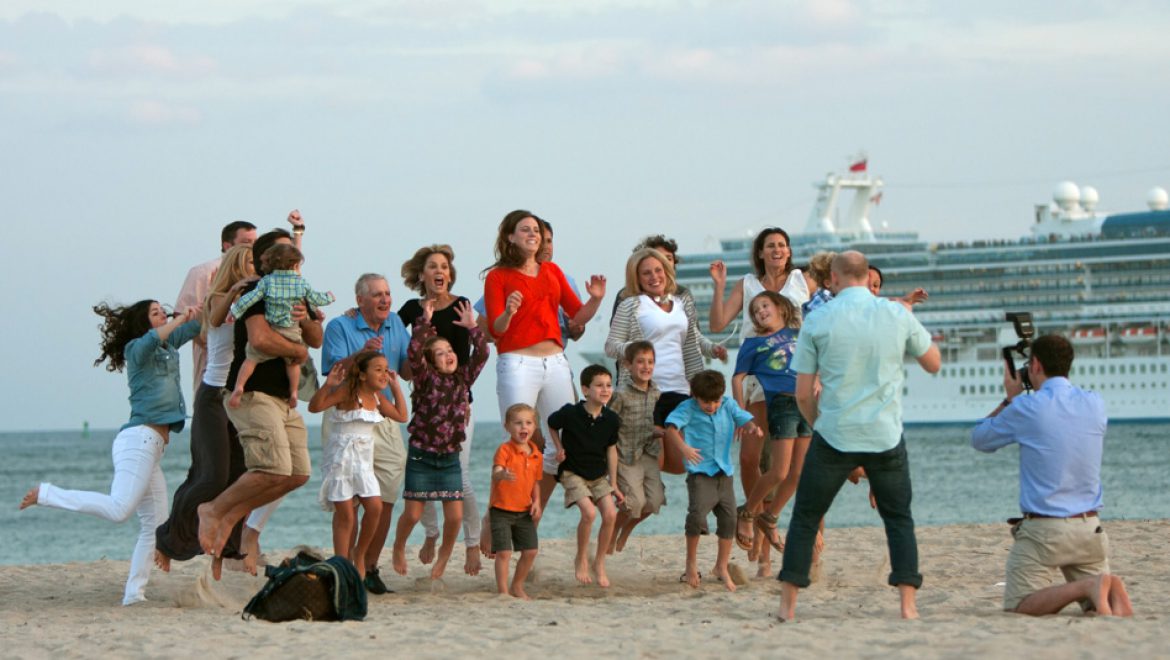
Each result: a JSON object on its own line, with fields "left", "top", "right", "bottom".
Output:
{"left": 651, "top": 294, "right": 673, "bottom": 306}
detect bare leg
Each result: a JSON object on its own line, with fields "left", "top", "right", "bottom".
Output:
{"left": 479, "top": 510, "right": 494, "bottom": 558}
{"left": 610, "top": 511, "right": 630, "bottom": 554}
{"left": 615, "top": 514, "right": 647, "bottom": 553}
{"left": 899, "top": 584, "right": 919, "bottom": 620}
{"left": 391, "top": 500, "right": 423, "bottom": 575}
{"left": 714, "top": 537, "right": 737, "bottom": 592}
{"left": 1014, "top": 574, "right": 1114, "bottom": 616}
{"left": 511, "top": 549, "right": 538, "bottom": 600}
{"left": 778, "top": 581, "right": 799, "bottom": 621}
{"left": 418, "top": 535, "right": 437, "bottom": 564}
{"left": 738, "top": 432, "right": 764, "bottom": 501}
{"left": 352, "top": 497, "right": 383, "bottom": 579}
{"left": 574, "top": 498, "right": 597, "bottom": 585}
{"left": 227, "top": 360, "right": 257, "bottom": 409}
{"left": 494, "top": 550, "right": 512, "bottom": 595}
{"left": 332, "top": 499, "right": 357, "bottom": 559}
{"left": 756, "top": 540, "right": 773, "bottom": 578}
{"left": 153, "top": 550, "right": 171, "bottom": 572}
{"left": 197, "top": 471, "right": 292, "bottom": 556}
{"left": 593, "top": 497, "right": 618, "bottom": 588}
{"left": 537, "top": 474, "right": 558, "bottom": 524}
{"left": 285, "top": 361, "right": 300, "bottom": 409}
{"left": 1109, "top": 576, "right": 1134, "bottom": 617}
{"left": 431, "top": 500, "right": 463, "bottom": 580}
{"left": 239, "top": 524, "right": 261, "bottom": 576}
{"left": 364, "top": 501, "right": 394, "bottom": 574}
{"left": 684, "top": 535, "right": 701, "bottom": 588}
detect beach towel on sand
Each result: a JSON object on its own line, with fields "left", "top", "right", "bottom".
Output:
{"left": 243, "top": 550, "right": 367, "bottom": 622}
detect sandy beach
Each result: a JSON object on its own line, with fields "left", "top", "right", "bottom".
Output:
{"left": 1, "top": 520, "right": 1164, "bottom": 658}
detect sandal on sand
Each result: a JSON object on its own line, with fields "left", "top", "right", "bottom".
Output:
{"left": 754, "top": 512, "right": 784, "bottom": 552}
{"left": 735, "top": 505, "right": 755, "bottom": 551}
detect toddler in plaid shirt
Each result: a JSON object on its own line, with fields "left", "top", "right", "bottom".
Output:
{"left": 229, "top": 243, "right": 334, "bottom": 408}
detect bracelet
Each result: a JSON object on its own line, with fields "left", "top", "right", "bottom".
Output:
{"left": 292, "top": 225, "right": 305, "bottom": 235}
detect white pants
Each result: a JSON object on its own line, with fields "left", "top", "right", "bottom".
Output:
{"left": 38, "top": 425, "right": 168, "bottom": 606}
{"left": 421, "top": 414, "right": 480, "bottom": 546}
{"left": 495, "top": 352, "right": 577, "bottom": 475}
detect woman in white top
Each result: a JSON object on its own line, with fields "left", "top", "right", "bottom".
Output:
{"left": 707, "top": 227, "right": 809, "bottom": 501}
{"left": 606, "top": 248, "right": 726, "bottom": 473}
{"left": 154, "top": 245, "right": 254, "bottom": 575}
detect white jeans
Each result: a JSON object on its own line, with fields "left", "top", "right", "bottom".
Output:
{"left": 496, "top": 352, "right": 577, "bottom": 475}
{"left": 38, "top": 425, "right": 168, "bottom": 605}
{"left": 421, "top": 414, "right": 480, "bottom": 546}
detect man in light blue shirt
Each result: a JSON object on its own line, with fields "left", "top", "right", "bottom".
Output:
{"left": 971, "top": 334, "right": 1132, "bottom": 616}
{"left": 778, "top": 251, "right": 940, "bottom": 622}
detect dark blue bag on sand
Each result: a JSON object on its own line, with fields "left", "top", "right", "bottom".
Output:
{"left": 242, "top": 550, "right": 367, "bottom": 622}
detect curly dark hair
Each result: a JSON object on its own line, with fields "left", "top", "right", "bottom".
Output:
{"left": 750, "top": 227, "right": 794, "bottom": 277}
{"left": 93, "top": 300, "right": 157, "bottom": 372}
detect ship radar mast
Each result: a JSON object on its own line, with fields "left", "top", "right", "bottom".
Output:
{"left": 802, "top": 153, "right": 883, "bottom": 242}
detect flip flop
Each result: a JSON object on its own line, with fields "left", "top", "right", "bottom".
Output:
{"left": 735, "top": 505, "right": 755, "bottom": 552}
{"left": 754, "top": 512, "right": 784, "bottom": 552}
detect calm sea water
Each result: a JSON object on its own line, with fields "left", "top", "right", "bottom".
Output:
{"left": 2, "top": 423, "right": 1167, "bottom": 566}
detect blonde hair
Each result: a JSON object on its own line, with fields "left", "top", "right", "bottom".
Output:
{"left": 748, "top": 291, "right": 801, "bottom": 334}
{"left": 505, "top": 402, "right": 537, "bottom": 424}
{"left": 623, "top": 248, "right": 677, "bottom": 299}
{"left": 806, "top": 251, "right": 837, "bottom": 290}
{"left": 401, "top": 244, "right": 457, "bottom": 295}
{"left": 202, "top": 244, "right": 253, "bottom": 338}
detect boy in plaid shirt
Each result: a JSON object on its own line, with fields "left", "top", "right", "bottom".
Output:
{"left": 229, "top": 243, "right": 334, "bottom": 409}
{"left": 608, "top": 341, "right": 663, "bottom": 554}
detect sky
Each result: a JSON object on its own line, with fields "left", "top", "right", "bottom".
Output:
{"left": 2, "top": 1, "right": 1169, "bottom": 432}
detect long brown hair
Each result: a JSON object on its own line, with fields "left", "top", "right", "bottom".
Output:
{"left": 345, "top": 350, "right": 386, "bottom": 406}
{"left": 750, "top": 227, "right": 794, "bottom": 277}
{"left": 484, "top": 210, "right": 543, "bottom": 273}
{"left": 93, "top": 300, "right": 157, "bottom": 372}
{"left": 401, "top": 244, "right": 457, "bottom": 295}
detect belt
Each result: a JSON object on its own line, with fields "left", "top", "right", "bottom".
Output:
{"left": 1022, "top": 511, "right": 1098, "bottom": 520}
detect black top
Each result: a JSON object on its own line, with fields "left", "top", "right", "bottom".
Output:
{"left": 548, "top": 401, "right": 620, "bottom": 481}
{"left": 398, "top": 296, "right": 472, "bottom": 365}
{"left": 226, "top": 282, "right": 318, "bottom": 398}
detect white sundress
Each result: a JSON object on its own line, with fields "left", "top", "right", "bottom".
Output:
{"left": 318, "top": 399, "right": 383, "bottom": 510}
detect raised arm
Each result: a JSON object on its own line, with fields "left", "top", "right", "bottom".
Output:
{"left": 308, "top": 363, "right": 349, "bottom": 413}
{"left": 706, "top": 261, "right": 744, "bottom": 333}
{"left": 567, "top": 274, "right": 607, "bottom": 328}
{"left": 377, "top": 371, "right": 409, "bottom": 423}
{"left": 683, "top": 293, "right": 727, "bottom": 361}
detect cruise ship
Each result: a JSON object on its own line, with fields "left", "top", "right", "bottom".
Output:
{"left": 587, "top": 162, "right": 1170, "bottom": 424}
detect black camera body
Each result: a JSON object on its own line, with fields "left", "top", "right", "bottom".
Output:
{"left": 1001, "top": 312, "right": 1035, "bottom": 392}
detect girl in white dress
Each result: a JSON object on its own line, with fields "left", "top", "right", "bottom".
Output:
{"left": 309, "top": 350, "right": 407, "bottom": 577}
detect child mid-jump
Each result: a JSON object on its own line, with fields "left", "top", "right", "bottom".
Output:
{"left": 608, "top": 340, "right": 664, "bottom": 554}
{"left": 309, "top": 350, "right": 408, "bottom": 578}
{"left": 392, "top": 299, "right": 488, "bottom": 580}
{"left": 228, "top": 243, "right": 334, "bottom": 408}
{"left": 489, "top": 403, "right": 544, "bottom": 600}
{"left": 548, "top": 364, "right": 623, "bottom": 588}
{"left": 666, "top": 370, "right": 762, "bottom": 592}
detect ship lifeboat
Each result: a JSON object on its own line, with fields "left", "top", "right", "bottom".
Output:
{"left": 1119, "top": 326, "right": 1157, "bottom": 344}
{"left": 1070, "top": 327, "right": 1107, "bottom": 345}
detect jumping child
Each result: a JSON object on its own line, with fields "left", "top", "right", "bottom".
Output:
{"left": 392, "top": 299, "right": 488, "bottom": 580}
{"left": 548, "top": 364, "right": 623, "bottom": 587}
{"left": 489, "top": 403, "right": 544, "bottom": 599}
{"left": 228, "top": 243, "right": 334, "bottom": 408}
{"left": 608, "top": 341, "right": 664, "bottom": 554}
{"left": 666, "top": 370, "right": 762, "bottom": 592}
{"left": 309, "top": 350, "right": 408, "bottom": 577}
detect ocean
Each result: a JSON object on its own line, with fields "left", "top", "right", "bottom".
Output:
{"left": 2, "top": 423, "right": 1168, "bottom": 566}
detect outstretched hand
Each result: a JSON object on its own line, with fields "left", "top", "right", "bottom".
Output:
{"left": 324, "top": 363, "right": 346, "bottom": 388}
{"left": 585, "top": 274, "right": 607, "bottom": 300}
{"left": 681, "top": 444, "right": 702, "bottom": 465}
{"left": 420, "top": 298, "right": 435, "bottom": 324}
{"left": 709, "top": 260, "right": 727, "bottom": 286}
{"left": 452, "top": 300, "right": 477, "bottom": 329}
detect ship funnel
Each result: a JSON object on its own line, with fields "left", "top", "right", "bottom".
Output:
{"left": 1148, "top": 187, "right": 1169, "bottom": 211}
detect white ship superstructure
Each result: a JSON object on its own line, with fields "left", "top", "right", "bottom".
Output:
{"left": 661, "top": 164, "right": 1170, "bottom": 423}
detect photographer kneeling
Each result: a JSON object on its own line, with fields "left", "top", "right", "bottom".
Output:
{"left": 971, "top": 334, "right": 1133, "bottom": 617}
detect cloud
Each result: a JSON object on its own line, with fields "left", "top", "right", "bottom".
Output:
{"left": 87, "top": 44, "right": 216, "bottom": 78}
{"left": 128, "top": 99, "right": 201, "bottom": 125}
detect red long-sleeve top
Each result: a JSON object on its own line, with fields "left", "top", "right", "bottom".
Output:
{"left": 483, "top": 262, "right": 582, "bottom": 354}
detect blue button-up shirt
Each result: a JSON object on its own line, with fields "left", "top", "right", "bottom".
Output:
{"left": 971, "top": 377, "right": 1106, "bottom": 516}
{"left": 665, "top": 396, "right": 754, "bottom": 476}
{"left": 792, "top": 286, "right": 933, "bottom": 453}
{"left": 321, "top": 312, "right": 410, "bottom": 399}
{"left": 123, "top": 320, "right": 202, "bottom": 433}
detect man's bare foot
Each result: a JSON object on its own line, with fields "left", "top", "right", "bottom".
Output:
{"left": 464, "top": 546, "right": 481, "bottom": 576}
{"left": 899, "top": 584, "right": 919, "bottom": 620}
{"left": 778, "top": 583, "right": 798, "bottom": 622}
{"left": 211, "top": 555, "right": 224, "bottom": 581}
{"left": 196, "top": 503, "right": 220, "bottom": 555}
{"left": 19, "top": 486, "right": 38, "bottom": 510}
{"left": 509, "top": 585, "right": 531, "bottom": 600}
{"left": 1109, "top": 575, "right": 1133, "bottom": 616}
{"left": 431, "top": 552, "right": 451, "bottom": 580}
{"left": 683, "top": 566, "right": 701, "bottom": 589}
{"left": 574, "top": 556, "right": 593, "bottom": 585}
{"left": 154, "top": 550, "right": 171, "bottom": 572}
{"left": 593, "top": 559, "right": 610, "bottom": 588}
{"left": 240, "top": 526, "right": 261, "bottom": 576}
{"left": 227, "top": 390, "right": 244, "bottom": 409}
{"left": 392, "top": 545, "right": 408, "bottom": 575}
{"left": 418, "top": 536, "right": 437, "bottom": 564}
{"left": 716, "top": 567, "right": 737, "bottom": 592}
{"left": 1089, "top": 573, "right": 1113, "bottom": 616}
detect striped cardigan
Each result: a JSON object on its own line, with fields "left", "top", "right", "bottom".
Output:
{"left": 605, "top": 291, "right": 717, "bottom": 391}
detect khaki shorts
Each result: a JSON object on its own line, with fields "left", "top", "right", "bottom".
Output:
{"left": 1004, "top": 516, "right": 1110, "bottom": 611}
{"left": 244, "top": 325, "right": 303, "bottom": 364}
{"left": 225, "top": 391, "right": 310, "bottom": 477}
{"left": 744, "top": 375, "right": 767, "bottom": 405}
{"left": 617, "top": 453, "right": 665, "bottom": 517}
{"left": 561, "top": 470, "right": 613, "bottom": 508}
{"left": 373, "top": 420, "right": 407, "bottom": 504}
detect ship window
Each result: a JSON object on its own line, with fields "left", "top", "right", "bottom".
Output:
{"left": 1109, "top": 365, "right": 1116, "bottom": 374}
{"left": 979, "top": 385, "right": 987, "bottom": 394}
{"left": 1162, "top": 365, "right": 1168, "bottom": 373}
{"left": 1140, "top": 364, "right": 1148, "bottom": 374}
{"left": 1130, "top": 365, "right": 1137, "bottom": 374}
{"left": 903, "top": 387, "right": 908, "bottom": 396}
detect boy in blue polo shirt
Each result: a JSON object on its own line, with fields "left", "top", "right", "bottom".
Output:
{"left": 665, "top": 370, "right": 762, "bottom": 591}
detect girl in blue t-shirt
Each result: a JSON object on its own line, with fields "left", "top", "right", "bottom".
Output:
{"left": 731, "top": 291, "right": 814, "bottom": 563}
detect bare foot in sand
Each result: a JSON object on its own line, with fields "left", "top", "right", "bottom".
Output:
{"left": 240, "top": 526, "right": 261, "bottom": 576}
{"left": 464, "top": 546, "right": 481, "bottom": 576}
{"left": 418, "top": 535, "right": 437, "bottom": 565}
{"left": 509, "top": 585, "right": 532, "bottom": 600}
{"left": 1089, "top": 574, "right": 1113, "bottom": 616}
{"left": 196, "top": 503, "right": 220, "bottom": 555}
{"left": 899, "top": 584, "right": 919, "bottom": 620}
{"left": 1109, "top": 575, "right": 1134, "bottom": 616}
{"left": 19, "top": 486, "right": 38, "bottom": 510}
{"left": 392, "top": 545, "right": 408, "bottom": 576}
{"left": 431, "top": 552, "right": 451, "bottom": 580}
{"left": 757, "top": 557, "right": 773, "bottom": 578}
{"left": 715, "top": 568, "right": 737, "bottom": 592}
{"left": 154, "top": 550, "right": 171, "bottom": 572}
{"left": 683, "top": 566, "right": 701, "bottom": 589}
{"left": 593, "top": 558, "right": 610, "bottom": 588}
{"left": 574, "top": 555, "right": 593, "bottom": 585}
{"left": 211, "top": 555, "right": 224, "bottom": 581}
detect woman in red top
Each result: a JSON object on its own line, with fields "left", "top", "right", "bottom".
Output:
{"left": 484, "top": 210, "right": 606, "bottom": 511}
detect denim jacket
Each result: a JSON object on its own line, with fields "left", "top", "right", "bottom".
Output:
{"left": 122, "top": 320, "right": 201, "bottom": 432}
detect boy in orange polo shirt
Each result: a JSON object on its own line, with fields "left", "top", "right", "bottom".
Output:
{"left": 490, "top": 403, "right": 544, "bottom": 599}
